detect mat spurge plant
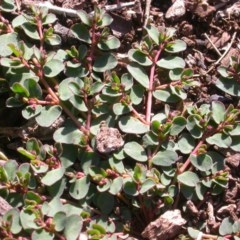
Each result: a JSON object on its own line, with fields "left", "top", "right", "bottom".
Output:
{"left": 0, "top": 1, "right": 239, "bottom": 239}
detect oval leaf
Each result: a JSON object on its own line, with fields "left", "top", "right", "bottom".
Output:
{"left": 124, "top": 142, "right": 148, "bottom": 162}
{"left": 177, "top": 171, "right": 200, "bottom": 187}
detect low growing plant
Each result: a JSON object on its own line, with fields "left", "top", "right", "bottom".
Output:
{"left": 0, "top": 1, "right": 239, "bottom": 239}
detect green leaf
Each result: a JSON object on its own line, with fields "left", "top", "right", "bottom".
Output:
{"left": 124, "top": 142, "right": 148, "bottom": 162}
{"left": 153, "top": 88, "right": 181, "bottom": 103}
{"left": 41, "top": 167, "right": 65, "bottom": 186}
{"left": 4, "top": 160, "right": 18, "bottom": 180}
{"left": 32, "top": 230, "right": 54, "bottom": 240}
{"left": 20, "top": 210, "right": 41, "bottom": 230}
{"left": 98, "top": 12, "right": 113, "bottom": 27}
{"left": 177, "top": 171, "right": 200, "bottom": 187}
{"left": 22, "top": 22, "right": 40, "bottom": 40}
{"left": 93, "top": 53, "right": 117, "bottom": 72}
{"left": 64, "top": 215, "right": 83, "bottom": 240}
{"left": 71, "top": 23, "right": 91, "bottom": 44}
{"left": 219, "top": 217, "right": 233, "bottom": 235}
{"left": 152, "top": 150, "right": 178, "bottom": 166}
{"left": 156, "top": 56, "right": 185, "bottom": 69}
{"left": 98, "top": 36, "right": 120, "bottom": 50}
{"left": 43, "top": 13, "right": 58, "bottom": 25}
{"left": 1, "top": 0, "right": 16, "bottom": 12}
{"left": 130, "top": 84, "right": 145, "bottom": 105}
{"left": 170, "top": 116, "right": 186, "bottom": 135}
{"left": 113, "top": 103, "right": 131, "bottom": 115}
{"left": 211, "top": 101, "right": 225, "bottom": 124}
{"left": 45, "top": 34, "right": 61, "bottom": 46}
{"left": 3, "top": 209, "right": 22, "bottom": 234}
{"left": 190, "top": 154, "right": 213, "bottom": 171}
{"left": 177, "top": 133, "right": 195, "bottom": 154}
{"left": 35, "top": 105, "right": 62, "bottom": 127}
{"left": 53, "top": 123, "right": 83, "bottom": 145}
{"left": 69, "top": 176, "right": 90, "bottom": 200}
{"left": 139, "top": 179, "right": 155, "bottom": 194}
{"left": 109, "top": 177, "right": 123, "bottom": 195}
{"left": 128, "top": 49, "right": 152, "bottom": 66}
{"left": 43, "top": 59, "right": 65, "bottom": 77}
{"left": 123, "top": 180, "right": 138, "bottom": 196}
{"left": 231, "top": 136, "right": 240, "bottom": 152}
{"left": 127, "top": 62, "right": 149, "bottom": 88}
{"left": 165, "top": 39, "right": 187, "bottom": 53}
{"left": 77, "top": 10, "right": 91, "bottom": 26}
{"left": 216, "top": 77, "right": 240, "bottom": 96}
{"left": 119, "top": 116, "right": 149, "bottom": 134}
{"left": 22, "top": 105, "right": 42, "bottom": 120}
{"left": 206, "top": 133, "right": 232, "bottom": 148}
{"left": 187, "top": 227, "right": 201, "bottom": 239}
{"left": 11, "top": 82, "right": 29, "bottom": 97}
{"left": 144, "top": 24, "right": 159, "bottom": 45}
{"left": 96, "top": 192, "right": 114, "bottom": 214}
{"left": 53, "top": 212, "right": 66, "bottom": 232}
{"left": 0, "top": 33, "right": 19, "bottom": 57}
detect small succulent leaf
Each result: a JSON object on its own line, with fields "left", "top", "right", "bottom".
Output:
{"left": 11, "top": 82, "right": 29, "bottom": 97}
{"left": 144, "top": 24, "right": 159, "bottom": 45}
{"left": 170, "top": 85, "right": 187, "bottom": 100}
{"left": 109, "top": 177, "right": 123, "bottom": 195}
{"left": 17, "top": 147, "right": 36, "bottom": 160}
{"left": 0, "top": 33, "right": 19, "bottom": 57}
{"left": 128, "top": 49, "right": 152, "bottom": 66}
{"left": 216, "top": 77, "right": 240, "bottom": 96}
{"left": 69, "top": 176, "right": 90, "bottom": 200}
{"left": 12, "top": 14, "right": 27, "bottom": 28}
{"left": 139, "top": 179, "right": 155, "bottom": 194}
{"left": 165, "top": 39, "right": 187, "bottom": 53}
{"left": 43, "top": 59, "right": 65, "bottom": 77}
{"left": 41, "top": 167, "right": 65, "bottom": 186}
{"left": 153, "top": 88, "right": 181, "bottom": 103}
{"left": 22, "top": 105, "right": 42, "bottom": 120}
{"left": 121, "top": 73, "right": 133, "bottom": 91}
{"left": 42, "top": 13, "right": 57, "bottom": 25}
{"left": 35, "top": 105, "right": 62, "bottom": 127}
{"left": 24, "top": 78, "right": 42, "bottom": 98}
{"left": 92, "top": 224, "right": 106, "bottom": 234}
{"left": 31, "top": 230, "right": 54, "bottom": 240}
{"left": 3, "top": 209, "right": 22, "bottom": 234}
{"left": 98, "top": 12, "right": 113, "bottom": 27}
{"left": 4, "top": 160, "right": 18, "bottom": 181}
{"left": 119, "top": 116, "right": 149, "bottom": 134}
{"left": 170, "top": 116, "right": 186, "bottom": 135}
{"left": 177, "top": 133, "right": 195, "bottom": 154}
{"left": 177, "top": 171, "right": 200, "bottom": 187}
{"left": 127, "top": 62, "right": 149, "bottom": 88}
{"left": 64, "top": 215, "right": 83, "bottom": 240}
{"left": 53, "top": 212, "right": 66, "bottom": 232}
{"left": 219, "top": 217, "right": 233, "bottom": 235}
{"left": 152, "top": 150, "right": 178, "bottom": 166}
{"left": 20, "top": 210, "right": 41, "bottom": 230}
{"left": 206, "top": 133, "right": 232, "bottom": 148}
{"left": 58, "top": 78, "right": 75, "bottom": 101}
{"left": 190, "top": 154, "right": 213, "bottom": 171}
{"left": 77, "top": 10, "right": 91, "bottom": 26}
{"left": 156, "top": 56, "right": 185, "bottom": 69}
{"left": 93, "top": 53, "right": 117, "bottom": 72}
{"left": 130, "top": 84, "right": 145, "bottom": 105}
{"left": 124, "top": 142, "right": 148, "bottom": 162}
{"left": 113, "top": 103, "right": 131, "bottom": 115}
{"left": 123, "top": 180, "right": 138, "bottom": 196}
{"left": 45, "top": 34, "right": 61, "bottom": 46}
{"left": 230, "top": 136, "right": 240, "bottom": 152}
{"left": 217, "top": 66, "right": 229, "bottom": 78}
{"left": 96, "top": 192, "right": 114, "bottom": 214}
{"left": 1, "top": 0, "right": 16, "bottom": 12}
{"left": 232, "top": 221, "right": 240, "bottom": 233}
{"left": 108, "top": 157, "right": 125, "bottom": 174}
{"left": 195, "top": 182, "right": 207, "bottom": 200}
{"left": 98, "top": 35, "right": 121, "bottom": 50}
{"left": 229, "top": 124, "right": 240, "bottom": 136}
{"left": 169, "top": 68, "right": 182, "bottom": 81}
{"left": 71, "top": 23, "right": 91, "bottom": 44}
{"left": 187, "top": 227, "right": 201, "bottom": 239}
{"left": 70, "top": 95, "right": 88, "bottom": 112}
{"left": 211, "top": 101, "right": 225, "bottom": 124}
{"left": 22, "top": 22, "right": 40, "bottom": 40}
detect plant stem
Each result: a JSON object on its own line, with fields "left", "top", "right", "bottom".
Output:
{"left": 145, "top": 44, "right": 164, "bottom": 123}
{"left": 178, "top": 139, "right": 204, "bottom": 174}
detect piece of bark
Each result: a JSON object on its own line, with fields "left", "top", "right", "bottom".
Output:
{"left": 141, "top": 209, "right": 186, "bottom": 240}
